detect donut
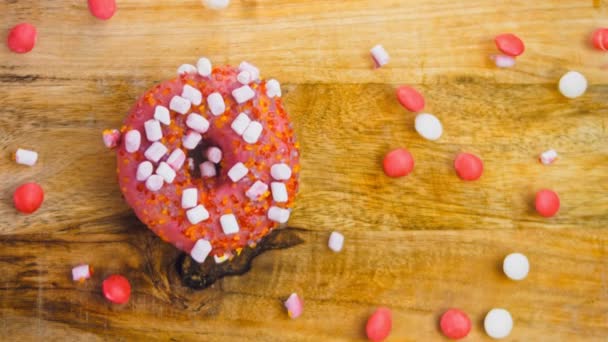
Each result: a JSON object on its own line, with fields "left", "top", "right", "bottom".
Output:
{"left": 115, "top": 58, "right": 300, "bottom": 263}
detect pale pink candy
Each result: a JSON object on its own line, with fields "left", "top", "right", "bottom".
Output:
{"left": 182, "top": 84, "right": 203, "bottom": 106}
{"left": 227, "top": 162, "right": 249, "bottom": 182}
{"left": 181, "top": 188, "right": 198, "bottom": 209}
{"left": 136, "top": 161, "right": 154, "bottom": 181}
{"left": 156, "top": 161, "right": 176, "bottom": 183}
{"left": 190, "top": 239, "right": 212, "bottom": 263}
{"left": 370, "top": 44, "right": 390, "bottom": 68}
{"left": 284, "top": 293, "right": 303, "bottom": 319}
{"left": 200, "top": 161, "right": 217, "bottom": 177}
{"left": 15, "top": 148, "right": 38, "bottom": 166}
{"left": 540, "top": 149, "right": 558, "bottom": 165}
{"left": 154, "top": 106, "right": 171, "bottom": 125}
{"left": 186, "top": 205, "right": 210, "bottom": 224}
{"left": 490, "top": 54, "right": 516, "bottom": 68}
{"left": 246, "top": 180, "right": 269, "bottom": 200}
{"left": 243, "top": 121, "right": 263, "bottom": 144}
{"left": 197, "top": 57, "right": 212, "bottom": 77}
{"left": 72, "top": 264, "right": 91, "bottom": 281}
{"left": 144, "top": 142, "right": 168, "bottom": 163}
{"left": 232, "top": 85, "right": 255, "bottom": 104}
{"left": 206, "top": 146, "right": 222, "bottom": 164}
{"left": 144, "top": 119, "right": 163, "bottom": 142}
{"left": 238, "top": 61, "right": 260, "bottom": 81}
{"left": 125, "top": 130, "right": 141, "bottom": 153}
{"left": 266, "top": 79, "right": 281, "bottom": 98}
{"left": 328, "top": 231, "right": 344, "bottom": 252}
{"left": 271, "top": 163, "right": 292, "bottom": 180}
{"left": 219, "top": 214, "right": 240, "bottom": 235}
{"left": 231, "top": 112, "right": 251, "bottom": 136}
{"left": 146, "top": 174, "right": 164, "bottom": 191}
{"left": 167, "top": 149, "right": 186, "bottom": 170}
{"left": 270, "top": 182, "right": 288, "bottom": 203}
{"left": 268, "top": 206, "right": 290, "bottom": 223}
{"left": 237, "top": 70, "right": 252, "bottom": 85}
{"left": 177, "top": 64, "right": 197, "bottom": 75}
{"left": 102, "top": 129, "right": 121, "bottom": 149}
{"left": 182, "top": 131, "right": 202, "bottom": 150}
{"left": 207, "top": 92, "right": 225, "bottom": 116}
{"left": 170, "top": 95, "right": 191, "bottom": 115}
{"left": 186, "top": 113, "right": 210, "bottom": 133}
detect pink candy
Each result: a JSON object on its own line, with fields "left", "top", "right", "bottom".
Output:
{"left": 7, "top": 23, "right": 37, "bottom": 54}
{"left": 494, "top": 33, "right": 525, "bottom": 57}
{"left": 284, "top": 293, "right": 303, "bottom": 319}
{"left": 72, "top": 264, "right": 92, "bottom": 282}
{"left": 102, "top": 129, "right": 121, "bottom": 148}
{"left": 366, "top": 307, "right": 392, "bottom": 341}
{"left": 88, "top": 0, "right": 116, "bottom": 20}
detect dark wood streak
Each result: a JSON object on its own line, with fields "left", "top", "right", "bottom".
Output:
{"left": 0, "top": 74, "right": 40, "bottom": 83}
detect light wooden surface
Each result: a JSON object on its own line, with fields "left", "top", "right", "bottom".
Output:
{"left": 1, "top": 0, "right": 608, "bottom": 340}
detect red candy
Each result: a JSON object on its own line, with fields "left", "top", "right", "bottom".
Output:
{"left": 440, "top": 308, "right": 472, "bottom": 340}
{"left": 13, "top": 182, "right": 44, "bottom": 214}
{"left": 396, "top": 86, "right": 425, "bottom": 112}
{"left": 535, "top": 189, "right": 560, "bottom": 217}
{"left": 454, "top": 153, "right": 483, "bottom": 181}
{"left": 366, "top": 307, "right": 392, "bottom": 342}
{"left": 494, "top": 33, "right": 525, "bottom": 57}
{"left": 7, "top": 23, "right": 37, "bottom": 54}
{"left": 88, "top": 0, "right": 117, "bottom": 20}
{"left": 591, "top": 28, "right": 608, "bottom": 51}
{"left": 102, "top": 274, "right": 131, "bottom": 304}
{"left": 383, "top": 148, "right": 414, "bottom": 178}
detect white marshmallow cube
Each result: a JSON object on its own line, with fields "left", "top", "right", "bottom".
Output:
{"left": 206, "top": 146, "right": 222, "bottom": 164}
{"left": 232, "top": 85, "right": 255, "bottom": 104}
{"left": 266, "top": 79, "right": 282, "bottom": 98}
{"left": 415, "top": 113, "right": 443, "bottom": 141}
{"left": 125, "top": 130, "right": 141, "bottom": 153}
{"left": 237, "top": 71, "right": 252, "bottom": 85}
{"left": 187, "top": 205, "right": 209, "bottom": 224}
{"left": 491, "top": 54, "right": 516, "bottom": 68}
{"left": 197, "top": 57, "right": 212, "bottom": 77}
{"left": 238, "top": 61, "right": 260, "bottom": 81}
{"left": 154, "top": 106, "right": 171, "bottom": 125}
{"left": 182, "top": 131, "right": 202, "bottom": 150}
{"left": 177, "top": 64, "right": 197, "bottom": 75}
{"left": 207, "top": 92, "right": 225, "bottom": 116}
{"left": 328, "top": 231, "right": 344, "bottom": 252}
{"left": 370, "top": 44, "right": 390, "bottom": 67}
{"left": 484, "top": 308, "right": 513, "bottom": 339}
{"left": 540, "top": 149, "right": 558, "bottom": 165}
{"left": 145, "top": 174, "right": 164, "bottom": 192}
{"left": 15, "top": 148, "right": 38, "bottom": 166}
{"left": 167, "top": 149, "right": 186, "bottom": 170}
{"left": 186, "top": 113, "right": 210, "bottom": 133}
{"left": 144, "top": 142, "right": 168, "bottom": 163}
{"left": 268, "top": 206, "right": 290, "bottom": 223}
{"left": 559, "top": 71, "right": 587, "bottom": 99}
{"left": 220, "top": 214, "right": 240, "bottom": 235}
{"left": 181, "top": 188, "right": 198, "bottom": 209}
{"left": 182, "top": 84, "right": 203, "bottom": 106}
{"left": 243, "top": 121, "right": 263, "bottom": 144}
{"left": 71, "top": 264, "right": 91, "bottom": 281}
{"left": 170, "top": 95, "right": 191, "bottom": 115}
{"left": 246, "top": 180, "right": 269, "bottom": 200}
{"left": 231, "top": 112, "right": 251, "bottom": 136}
{"left": 156, "top": 162, "right": 176, "bottom": 183}
{"left": 503, "top": 253, "right": 529, "bottom": 281}
{"left": 190, "top": 239, "right": 212, "bottom": 263}
{"left": 200, "top": 161, "right": 217, "bottom": 177}
{"left": 271, "top": 163, "right": 292, "bottom": 180}
{"left": 227, "top": 162, "right": 249, "bottom": 182}
{"left": 136, "top": 161, "right": 154, "bottom": 181}
{"left": 144, "top": 119, "right": 163, "bottom": 142}
{"left": 271, "top": 182, "right": 288, "bottom": 203}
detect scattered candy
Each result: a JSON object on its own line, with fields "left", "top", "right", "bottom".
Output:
{"left": 246, "top": 180, "right": 269, "bottom": 200}
{"left": 231, "top": 112, "right": 252, "bottom": 136}
{"left": 243, "top": 121, "right": 263, "bottom": 144}
{"left": 202, "top": 0, "right": 231, "bottom": 10}
{"left": 207, "top": 92, "right": 226, "bottom": 116}
{"left": 382, "top": 148, "right": 414, "bottom": 178}
{"left": 558, "top": 71, "right": 587, "bottom": 99}
{"left": 270, "top": 182, "right": 288, "bottom": 202}
{"left": 238, "top": 61, "right": 260, "bottom": 81}
{"left": 484, "top": 308, "right": 513, "bottom": 339}
{"left": 220, "top": 214, "right": 240, "bottom": 234}
{"left": 170, "top": 95, "right": 191, "bottom": 115}
{"left": 181, "top": 188, "right": 198, "bottom": 209}
{"left": 88, "top": 0, "right": 116, "bottom": 20}
{"left": 539, "top": 149, "right": 558, "bottom": 165}
{"left": 268, "top": 206, "right": 290, "bottom": 223}
{"left": 503, "top": 252, "right": 529, "bottom": 281}
{"left": 177, "top": 64, "right": 197, "bottom": 75}
{"left": 102, "top": 274, "right": 131, "bottom": 304}
{"left": 14, "top": 148, "right": 38, "bottom": 166}
{"left": 186, "top": 113, "right": 210, "bottom": 134}
{"left": 271, "top": 163, "right": 292, "bottom": 180}
{"left": 144, "top": 142, "right": 168, "bottom": 163}
{"left": 7, "top": 23, "right": 37, "bottom": 54}
{"left": 284, "top": 293, "right": 304, "bottom": 319}
{"left": 13, "top": 182, "right": 44, "bottom": 214}
{"left": 494, "top": 33, "right": 525, "bottom": 57}
{"left": 237, "top": 71, "right": 253, "bottom": 85}
{"left": 182, "top": 85, "right": 203, "bottom": 106}
{"left": 167, "top": 149, "right": 186, "bottom": 170}
{"left": 370, "top": 45, "right": 390, "bottom": 68}
{"left": 144, "top": 119, "right": 163, "bottom": 142}
{"left": 535, "top": 189, "right": 560, "bottom": 217}
{"left": 200, "top": 161, "right": 217, "bottom": 177}
{"left": 366, "top": 307, "right": 392, "bottom": 342}
{"left": 124, "top": 130, "right": 141, "bottom": 153}
{"left": 227, "top": 162, "right": 249, "bottom": 182}
{"left": 415, "top": 113, "right": 443, "bottom": 141}
{"left": 454, "top": 153, "right": 483, "bottom": 181}
{"left": 145, "top": 174, "right": 164, "bottom": 192}
{"left": 190, "top": 239, "right": 212, "bottom": 263}
{"left": 266, "top": 79, "right": 282, "bottom": 98}
{"left": 396, "top": 86, "right": 425, "bottom": 112}
{"left": 328, "top": 231, "right": 344, "bottom": 252}
{"left": 154, "top": 106, "right": 171, "bottom": 125}
{"left": 187, "top": 205, "right": 210, "bottom": 224}
{"left": 591, "top": 28, "right": 608, "bottom": 51}
{"left": 182, "top": 131, "right": 202, "bottom": 150}
{"left": 440, "top": 308, "right": 471, "bottom": 340}
{"left": 232, "top": 85, "right": 255, "bottom": 104}
{"left": 490, "top": 54, "right": 516, "bottom": 68}
{"left": 72, "top": 264, "right": 92, "bottom": 282}
{"left": 197, "top": 57, "right": 212, "bottom": 77}
{"left": 102, "top": 129, "right": 121, "bottom": 149}
{"left": 156, "top": 162, "right": 176, "bottom": 183}
{"left": 206, "top": 146, "right": 222, "bottom": 164}
{"left": 136, "top": 161, "right": 153, "bottom": 181}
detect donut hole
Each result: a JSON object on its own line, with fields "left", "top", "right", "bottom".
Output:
{"left": 188, "top": 139, "right": 222, "bottom": 179}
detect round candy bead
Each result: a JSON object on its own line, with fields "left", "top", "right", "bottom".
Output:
{"left": 13, "top": 182, "right": 44, "bottom": 214}
{"left": 7, "top": 23, "right": 37, "bottom": 54}
{"left": 558, "top": 71, "right": 587, "bottom": 99}
{"left": 494, "top": 33, "right": 525, "bottom": 57}
{"left": 591, "top": 28, "right": 608, "bottom": 51}
{"left": 440, "top": 308, "right": 472, "bottom": 340}
{"left": 503, "top": 252, "right": 529, "bottom": 281}
{"left": 366, "top": 307, "right": 392, "bottom": 342}
{"left": 415, "top": 113, "right": 443, "bottom": 141}
{"left": 102, "top": 274, "right": 131, "bottom": 304}
{"left": 396, "top": 86, "right": 425, "bottom": 112}
{"left": 88, "top": 0, "right": 116, "bottom": 20}
{"left": 454, "top": 153, "right": 483, "bottom": 181}
{"left": 383, "top": 148, "right": 414, "bottom": 178}
{"left": 484, "top": 308, "right": 513, "bottom": 339}
{"left": 535, "top": 189, "right": 560, "bottom": 217}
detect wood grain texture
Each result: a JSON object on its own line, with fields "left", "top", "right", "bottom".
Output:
{"left": 1, "top": 0, "right": 607, "bottom": 341}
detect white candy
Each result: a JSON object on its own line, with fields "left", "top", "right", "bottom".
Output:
{"left": 220, "top": 214, "right": 240, "bottom": 235}
{"left": 231, "top": 112, "right": 251, "bottom": 136}
{"left": 268, "top": 206, "right": 290, "bottom": 223}
{"left": 170, "top": 95, "right": 191, "bottom": 115}
{"left": 559, "top": 71, "right": 587, "bottom": 99}
{"left": 15, "top": 148, "right": 38, "bottom": 166}
{"left": 271, "top": 182, "right": 288, "bottom": 203}
{"left": 243, "top": 121, "right": 263, "bottom": 144}
{"left": 491, "top": 54, "right": 516, "bottom": 68}
{"left": 197, "top": 57, "right": 212, "bottom": 77}
{"left": 125, "top": 130, "right": 141, "bottom": 153}
{"left": 145, "top": 174, "right": 164, "bottom": 192}
{"left": 182, "top": 131, "right": 202, "bottom": 150}
{"left": 246, "top": 180, "right": 269, "bottom": 200}
{"left": 187, "top": 205, "right": 209, "bottom": 224}
{"left": 266, "top": 79, "right": 282, "bottom": 98}
{"left": 237, "top": 71, "right": 252, "bottom": 85}
{"left": 154, "top": 106, "right": 171, "bottom": 125}
{"left": 186, "top": 113, "right": 210, "bottom": 133}
{"left": 227, "top": 162, "right": 249, "bottom": 182}
{"left": 484, "top": 308, "right": 513, "bottom": 339}
{"left": 271, "top": 163, "right": 292, "bottom": 180}
{"left": 136, "top": 161, "right": 154, "bottom": 181}
{"left": 328, "top": 231, "right": 344, "bottom": 252}
{"left": 167, "top": 149, "right": 186, "bottom": 170}
{"left": 190, "top": 239, "right": 212, "bottom": 263}
{"left": 144, "top": 142, "right": 168, "bottom": 163}
{"left": 503, "top": 253, "right": 529, "bottom": 281}
{"left": 200, "top": 161, "right": 217, "bottom": 177}
{"left": 214, "top": 254, "right": 229, "bottom": 264}
{"left": 206, "top": 146, "right": 222, "bottom": 164}
{"left": 144, "top": 119, "right": 163, "bottom": 142}
{"left": 177, "top": 64, "right": 197, "bottom": 75}
{"left": 232, "top": 85, "right": 255, "bottom": 104}
{"left": 370, "top": 44, "right": 390, "bottom": 67}
{"left": 71, "top": 264, "right": 91, "bottom": 281}
{"left": 182, "top": 85, "right": 203, "bottom": 106}
{"left": 207, "top": 92, "right": 225, "bottom": 116}
{"left": 238, "top": 61, "right": 260, "bottom": 81}
{"left": 156, "top": 162, "right": 176, "bottom": 183}
{"left": 102, "top": 129, "right": 120, "bottom": 149}
{"left": 202, "top": 0, "right": 230, "bottom": 10}
{"left": 540, "top": 149, "right": 558, "bottom": 165}
{"left": 181, "top": 188, "right": 198, "bottom": 209}
{"left": 415, "top": 113, "right": 443, "bottom": 141}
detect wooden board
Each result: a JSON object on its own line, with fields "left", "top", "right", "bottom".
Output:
{"left": 1, "top": 0, "right": 608, "bottom": 340}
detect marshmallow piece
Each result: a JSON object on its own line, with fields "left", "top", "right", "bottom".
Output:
{"left": 484, "top": 308, "right": 513, "bottom": 339}
{"left": 231, "top": 112, "right": 251, "bottom": 136}
{"left": 206, "top": 146, "right": 222, "bottom": 164}
{"left": 182, "top": 84, "right": 203, "bottom": 106}
{"left": 237, "top": 71, "right": 252, "bottom": 85}
{"left": 491, "top": 54, "right": 516, "bottom": 68}
{"left": 170, "top": 95, "right": 191, "bottom": 115}
{"left": 271, "top": 163, "right": 292, "bottom": 180}
{"left": 182, "top": 131, "right": 202, "bottom": 150}
{"left": 227, "top": 162, "right": 249, "bottom": 182}
{"left": 540, "top": 149, "right": 558, "bottom": 165}
{"left": 246, "top": 180, "right": 269, "bottom": 200}
{"left": 200, "top": 161, "right": 217, "bottom": 177}
{"left": 102, "top": 129, "right": 121, "bottom": 149}
{"left": 125, "top": 130, "right": 141, "bottom": 153}
{"left": 144, "top": 142, "right": 168, "bottom": 163}
{"left": 186, "top": 113, "right": 210, "bottom": 133}
{"left": 187, "top": 205, "right": 210, "bottom": 224}
{"left": 232, "top": 85, "right": 255, "bottom": 104}
{"left": 203, "top": 0, "right": 230, "bottom": 10}
{"left": 266, "top": 79, "right": 282, "bottom": 98}
{"left": 220, "top": 214, "right": 239, "bottom": 235}
{"left": 136, "top": 161, "right": 154, "bottom": 181}
{"left": 177, "top": 64, "right": 197, "bottom": 75}
{"left": 370, "top": 44, "right": 390, "bottom": 68}
{"left": 238, "top": 61, "right": 260, "bottom": 81}
{"left": 214, "top": 254, "right": 229, "bottom": 264}
{"left": 271, "top": 182, "right": 288, "bottom": 203}
{"left": 190, "top": 239, "right": 212, "bottom": 263}
{"left": 154, "top": 106, "right": 171, "bottom": 125}
{"left": 181, "top": 188, "right": 198, "bottom": 209}
{"left": 167, "top": 149, "right": 186, "bottom": 170}
{"left": 72, "top": 264, "right": 91, "bottom": 282}
{"left": 559, "top": 71, "right": 587, "bottom": 99}
{"left": 415, "top": 113, "right": 443, "bottom": 141}
{"left": 144, "top": 119, "right": 163, "bottom": 142}
{"left": 15, "top": 148, "right": 38, "bottom": 166}
{"left": 145, "top": 174, "right": 164, "bottom": 192}
{"left": 268, "top": 206, "right": 290, "bottom": 223}
{"left": 197, "top": 57, "right": 212, "bottom": 77}
{"left": 207, "top": 92, "right": 225, "bottom": 116}
{"left": 243, "top": 121, "right": 263, "bottom": 144}
{"left": 328, "top": 231, "right": 344, "bottom": 252}
{"left": 284, "top": 293, "right": 303, "bottom": 319}
{"left": 156, "top": 162, "right": 176, "bottom": 183}
{"left": 503, "top": 253, "right": 529, "bottom": 281}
